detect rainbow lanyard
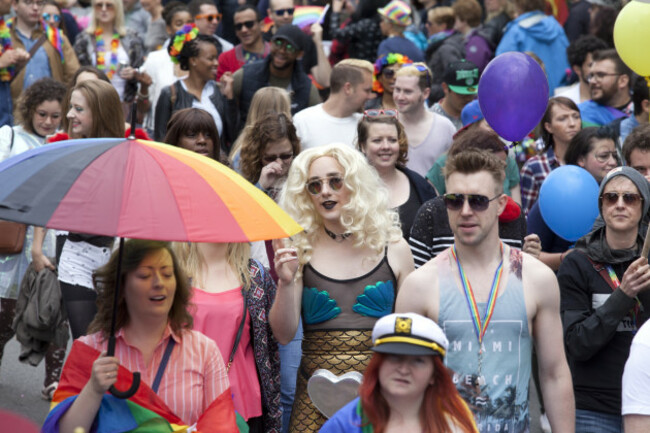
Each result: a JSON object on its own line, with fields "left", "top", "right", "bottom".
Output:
{"left": 451, "top": 244, "right": 504, "bottom": 348}
{"left": 605, "top": 265, "right": 642, "bottom": 329}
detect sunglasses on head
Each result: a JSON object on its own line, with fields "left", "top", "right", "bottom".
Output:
{"left": 306, "top": 176, "right": 344, "bottom": 195}
{"left": 402, "top": 62, "right": 431, "bottom": 87}
{"left": 600, "top": 192, "right": 643, "bottom": 206}
{"left": 363, "top": 109, "right": 398, "bottom": 120}
{"left": 272, "top": 38, "right": 297, "bottom": 53}
{"left": 263, "top": 152, "right": 294, "bottom": 163}
{"left": 443, "top": 193, "right": 500, "bottom": 212}
{"left": 274, "top": 8, "right": 294, "bottom": 15}
{"left": 235, "top": 20, "right": 256, "bottom": 31}
{"left": 196, "top": 13, "right": 222, "bottom": 22}
{"left": 43, "top": 13, "right": 61, "bottom": 22}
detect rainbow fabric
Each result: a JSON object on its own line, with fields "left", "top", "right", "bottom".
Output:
{"left": 42, "top": 341, "right": 246, "bottom": 433}
{"left": 169, "top": 23, "right": 199, "bottom": 64}
{"left": 292, "top": 6, "right": 324, "bottom": 29}
{"left": 0, "top": 18, "right": 12, "bottom": 81}
{"left": 451, "top": 244, "right": 504, "bottom": 345}
{"left": 42, "top": 20, "right": 64, "bottom": 63}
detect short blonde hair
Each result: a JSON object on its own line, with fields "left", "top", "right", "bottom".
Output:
{"left": 330, "top": 59, "right": 374, "bottom": 93}
{"left": 279, "top": 144, "right": 402, "bottom": 277}
{"left": 395, "top": 62, "right": 431, "bottom": 91}
{"left": 87, "top": 0, "right": 127, "bottom": 36}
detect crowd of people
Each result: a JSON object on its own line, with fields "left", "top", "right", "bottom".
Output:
{"left": 1, "top": 0, "right": 650, "bottom": 432}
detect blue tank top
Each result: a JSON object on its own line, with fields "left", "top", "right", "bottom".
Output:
{"left": 438, "top": 246, "right": 532, "bottom": 433}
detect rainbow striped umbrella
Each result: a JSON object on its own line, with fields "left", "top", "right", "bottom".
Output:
{"left": 0, "top": 137, "right": 303, "bottom": 242}
{"left": 292, "top": 5, "right": 325, "bottom": 29}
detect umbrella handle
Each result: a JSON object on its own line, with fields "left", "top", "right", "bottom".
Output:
{"left": 109, "top": 373, "right": 141, "bottom": 399}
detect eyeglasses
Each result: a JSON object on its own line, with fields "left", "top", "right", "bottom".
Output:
{"left": 381, "top": 68, "right": 396, "bottom": 79}
{"left": 600, "top": 192, "right": 643, "bottom": 206}
{"left": 235, "top": 20, "right": 256, "bottom": 31}
{"left": 195, "top": 13, "right": 222, "bottom": 22}
{"left": 306, "top": 176, "right": 344, "bottom": 195}
{"left": 23, "top": 0, "right": 45, "bottom": 6}
{"left": 273, "top": 38, "right": 297, "bottom": 54}
{"left": 42, "top": 12, "right": 60, "bottom": 22}
{"left": 262, "top": 152, "right": 294, "bottom": 163}
{"left": 363, "top": 109, "right": 398, "bottom": 119}
{"left": 593, "top": 151, "right": 619, "bottom": 163}
{"left": 274, "top": 8, "right": 294, "bottom": 15}
{"left": 586, "top": 72, "right": 621, "bottom": 82}
{"left": 443, "top": 193, "right": 501, "bottom": 211}
{"left": 94, "top": 1, "right": 114, "bottom": 9}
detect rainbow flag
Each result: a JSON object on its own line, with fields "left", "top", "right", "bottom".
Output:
{"left": 546, "top": 0, "right": 568, "bottom": 25}
{"left": 293, "top": 6, "right": 325, "bottom": 29}
{"left": 43, "top": 341, "right": 246, "bottom": 433}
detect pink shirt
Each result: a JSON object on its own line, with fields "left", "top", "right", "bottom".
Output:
{"left": 80, "top": 326, "right": 230, "bottom": 426}
{"left": 192, "top": 287, "right": 262, "bottom": 420}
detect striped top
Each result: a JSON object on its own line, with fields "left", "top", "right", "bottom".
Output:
{"left": 80, "top": 325, "right": 230, "bottom": 426}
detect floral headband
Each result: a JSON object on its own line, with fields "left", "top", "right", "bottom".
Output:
{"left": 372, "top": 53, "right": 412, "bottom": 93}
{"left": 168, "top": 23, "right": 199, "bottom": 64}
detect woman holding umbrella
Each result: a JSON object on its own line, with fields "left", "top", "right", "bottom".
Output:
{"left": 48, "top": 240, "right": 240, "bottom": 433}
{"left": 272, "top": 143, "right": 414, "bottom": 432}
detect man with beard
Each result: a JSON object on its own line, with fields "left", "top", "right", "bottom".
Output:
{"left": 222, "top": 24, "right": 320, "bottom": 131}
{"left": 293, "top": 59, "right": 374, "bottom": 149}
{"left": 555, "top": 35, "right": 607, "bottom": 105}
{"left": 189, "top": 0, "right": 233, "bottom": 55}
{"left": 578, "top": 49, "right": 633, "bottom": 126}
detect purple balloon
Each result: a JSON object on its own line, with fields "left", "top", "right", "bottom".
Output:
{"left": 478, "top": 52, "right": 549, "bottom": 142}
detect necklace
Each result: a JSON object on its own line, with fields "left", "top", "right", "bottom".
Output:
{"left": 95, "top": 28, "right": 119, "bottom": 79}
{"left": 450, "top": 243, "right": 504, "bottom": 386}
{"left": 0, "top": 19, "right": 12, "bottom": 81}
{"left": 324, "top": 226, "right": 352, "bottom": 242}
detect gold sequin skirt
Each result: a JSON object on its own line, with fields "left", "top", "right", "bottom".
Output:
{"left": 288, "top": 329, "right": 373, "bottom": 433}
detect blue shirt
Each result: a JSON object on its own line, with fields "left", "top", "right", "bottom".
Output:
{"left": 16, "top": 28, "right": 52, "bottom": 89}
{"left": 620, "top": 115, "right": 640, "bottom": 145}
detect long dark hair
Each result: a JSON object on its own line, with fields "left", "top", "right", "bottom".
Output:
{"left": 164, "top": 108, "right": 221, "bottom": 161}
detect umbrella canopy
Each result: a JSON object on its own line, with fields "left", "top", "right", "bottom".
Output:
{"left": 0, "top": 137, "right": 303, "bottom": 242}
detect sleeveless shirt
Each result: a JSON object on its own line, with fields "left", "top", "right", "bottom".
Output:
{"left": 438, "top": 247, "right": 532, "bottom": 433}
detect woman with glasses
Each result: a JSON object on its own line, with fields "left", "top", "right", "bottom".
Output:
{"left": 43, "top": 0, "right": 78, "bottom": 44}
{"left": 526, "top": 126, "right": 620, "bottom": 272}
{"left": 366, "top": 53, "right": 412, "bottom": 110}
{"left": 356, "top": 110, "right": 436, "bottom": 239}
{"left": 520, "top": 96, "right": 582, "bottom": 215}
{"left": 155, "top": 24, "right": 235, "bottom": 151}
{"left": 557, "top": 166, "right": 650, "bottom": 433}
{"left": 73, "top": 0, "right": 146, "bottom": 105}
{"left": 273, "top": 143, "right": 414, "bottom": 432}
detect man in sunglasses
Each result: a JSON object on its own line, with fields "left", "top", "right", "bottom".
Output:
{"left": 578, "top": 49, "right": 633, "bottom": 127}
{"left": 216, "top": 4, "right": 270, "bottom": 80}
{"left": 222, "top": 23, "right": 320, "bottom": 132}
{"left": 397, "top": 149, "right": 575, "bottom": 433}
{"left": 189, "top": 0, "right": 233, "bottom": 55}
{"left": 558, "top": 166, "right": 650, "bottom": 433}
{"left": 262, "top": 0, "right": 331, "bottom": 89}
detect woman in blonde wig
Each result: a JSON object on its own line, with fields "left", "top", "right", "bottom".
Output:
{"left": 173, "top": 241, "right": 284, "bottom": 433}
{"left": 271, "top": 143, "right": 414, "bottom": 432}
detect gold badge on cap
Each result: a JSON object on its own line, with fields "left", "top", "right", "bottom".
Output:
{"left": 395, "top": 317, "right": 412, "bottom": 335}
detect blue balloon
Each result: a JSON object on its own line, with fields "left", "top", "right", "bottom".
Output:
{"left": 539, "top": 166, "right": 600, "bottom": 242}
{"left": 478, "top": 52, "right": 549, "bottom": 142}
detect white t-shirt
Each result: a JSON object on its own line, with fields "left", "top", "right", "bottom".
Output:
{"left": 293, "top": 104, "right": 362, "bottom": 149}
{"left": 405, "top": 112, "right": 455, "bottom": 177}
{"left": 622, "top": 320, "right": 650, "bottom": 415}
{"left": 554, "top": 82, "right": 581, "bottom": 106}
{"left": 142, "top": 44, "right": 178, "bottom": 133}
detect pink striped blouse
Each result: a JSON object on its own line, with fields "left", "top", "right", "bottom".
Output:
{"left": 80, "top": 325, "right": 230, "bottom": 426}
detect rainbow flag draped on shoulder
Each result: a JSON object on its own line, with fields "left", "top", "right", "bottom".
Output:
{"left": 42, "top": 341, "right": 248, "bottom": 433}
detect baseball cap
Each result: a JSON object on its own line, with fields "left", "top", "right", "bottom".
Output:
{"left": 377, "top": 0, "right": 413, "bottom": 26}
{"left": 272, "top": 24, "right": 305, "bottom": 51}
{"left": 444, "top": 60, "right": 479, "bottom": 95}
{"left": 461, "top": 100, "right": 484, "bottom": 126}
{"left": 371, "top": 313, "right": 448, "bottom": 357}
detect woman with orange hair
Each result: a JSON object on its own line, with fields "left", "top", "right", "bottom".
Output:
{"left": 321, "top": 312, "right": 478, "bottom": 433}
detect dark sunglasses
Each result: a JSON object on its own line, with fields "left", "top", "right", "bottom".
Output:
{"left": 195, "top": 13, "right": 222, "bottom": 22}
{"left": 263, "top": 152, "right": 294, "bottom": 163}
{"left": 443, "top": 193, "right": 500, "bottom": 212}
{"left": 274, "top": 8, "right": 294, "bottom": 15}
{"left": 600, "top": 192, "right": 643, "bottom": 206}
{"left": 43, "top": 13, "right": 61, "bottom": 22}
{"left": 306, "top": 176, "right": 344, "bottom": 195}
{"left": 363, "top": 109, "right": 398, "bottom": 120}
{"left": 382, "top": 68, "right": 396, "bottom": 79}
{"left": 94, "top": 2, "right": 114, "bottom": 9}
{"left": 273, "top": 38, "right": 297, "bottom": 53}
{"left": 235, "top": 20, "right": 256, "bottom": 31}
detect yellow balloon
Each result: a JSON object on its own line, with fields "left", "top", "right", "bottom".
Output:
{"left": 614, "top": 0, "right": 650, "bottom": 76}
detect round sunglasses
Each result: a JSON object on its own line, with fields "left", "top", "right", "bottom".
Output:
{"left": 306, "top": 177, "right": 344, "bottom": 195}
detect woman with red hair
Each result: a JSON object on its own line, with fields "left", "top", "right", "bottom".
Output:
{"left": 321, "top": 312, "right": 478, "bottom": 433}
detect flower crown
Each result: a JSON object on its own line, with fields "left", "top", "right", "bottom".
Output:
{"left": 372, "top": 53, "right": 412, "bottom": 93}
{"left": 168, "top": 23, "right": 199, "bottom": 64}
